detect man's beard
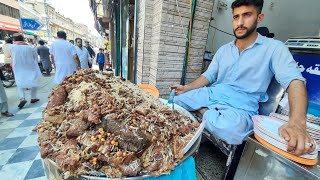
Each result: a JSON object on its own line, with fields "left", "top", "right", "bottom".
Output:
{"left": 233, "top": 21, "right": 257, "bottom": 39}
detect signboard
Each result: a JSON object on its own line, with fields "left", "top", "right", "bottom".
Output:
{"left": 20, "top": 18, "right": 43, "bottom": 31}
{"left": 291, "top": 51, "right": 320, "bottom": 117}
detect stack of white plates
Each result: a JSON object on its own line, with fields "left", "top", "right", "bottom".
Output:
{"left": 270, "top": 113, "right": 320, "bottom": 148}
{"left": 308, "top": 114, "right": 320, "bottom": 124}
{"left": 280, "top": 109, "right": 320, "bottom": 124}
{"left": 253, "top": 115, "right": 318, "bottom": 160}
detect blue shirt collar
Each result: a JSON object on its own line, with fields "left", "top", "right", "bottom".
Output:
{"left": 230, "top": 33, "right": 264, "bottom": 48}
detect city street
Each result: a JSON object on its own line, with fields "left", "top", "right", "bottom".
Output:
{"left": 0, "top": 69, "right": 226, "bottom": 180}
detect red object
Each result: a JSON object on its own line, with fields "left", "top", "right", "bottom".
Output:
{"left": 0, "top": 20, "right": 22, "bottom": 32}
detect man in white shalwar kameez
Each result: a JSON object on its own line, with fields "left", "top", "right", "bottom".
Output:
{"left": 50, "top": 31, "right": 81, "bottom": 84}
{"left": 75, "top": 38, "right": 90, "bottom": 69}
{"left": 10, "top": 34, "right": 42, "bottom": 109}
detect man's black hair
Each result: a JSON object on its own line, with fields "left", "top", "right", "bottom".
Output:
{"left": 75, "top": 38, "right": 82, "bottom": 43}
{"left": 69, "top": 40, "right": 74, "bottom": 44}
{"left": 39, "top": 40, "right": 45, "bottom": 45}
{"left": 57, "top": 31, "right": 67, "bottom": 40}
{"left": 5, "top": 37, "right": 13, "bottom": 44}
{"left": 231, "top": 0, "right": 264, "bottom": 14}
{"left": 13, "top": 34, "right": 24, "bottom": 41}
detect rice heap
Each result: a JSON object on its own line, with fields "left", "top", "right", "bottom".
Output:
{"left": 34, "top": 69, "right": 199, "bottom": 179}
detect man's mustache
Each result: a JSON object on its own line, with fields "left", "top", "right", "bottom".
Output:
{"left": 235, "top": 26, "right": 248, "bottom": 31}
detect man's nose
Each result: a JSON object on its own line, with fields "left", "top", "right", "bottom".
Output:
{"left": 237, "top": 16, "right": 244, "bottom": 26}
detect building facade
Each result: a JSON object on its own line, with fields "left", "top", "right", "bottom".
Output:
{"left": 93, "top": 0, "right": 213, "bottom": 97}
{"left": 0, "top": 0, "right": 21, "bottom": 40}
{"left": 22, "top": 0, "right": 90, "bottom": 43}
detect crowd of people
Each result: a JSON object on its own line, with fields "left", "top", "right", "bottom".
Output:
{"left": 0, "top": 30, "right": 110, "bottom": 117}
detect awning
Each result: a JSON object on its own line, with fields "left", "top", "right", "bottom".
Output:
{"left": 0, "top": 21, "right": 22, "bottom": 32}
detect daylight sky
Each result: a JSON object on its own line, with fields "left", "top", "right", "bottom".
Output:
{"left": 49, "top": 0, "right": 100, "bottom": 36}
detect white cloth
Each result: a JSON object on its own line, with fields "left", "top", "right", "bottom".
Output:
{"left": 10, "top": 45, "right": 42, "bottom": 88}
{"left": 50, "top": 39, "right": 78, "bottom": 84}
{"left": 75, "top": 46, "right": 90, "bottom": 69}
{"left": 18, "top": 87, "right": 37, "bottom": 99}
{"left": 0, "top": 82, "right": 7, "bottom": 103}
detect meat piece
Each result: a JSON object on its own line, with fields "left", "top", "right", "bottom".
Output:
{"left": 54, "top": 152, "right": 81, "bottom": 172}
{"left": 40, "top": 143, "right": 53, "bottom": 158}
{"left": 66, "top": 118, "right": 89, "bottom": 138}
{"left": 43, "top": 113, "right": 65, "bottom": 125}
{"left": 145, "top": 161, "right": 161, "bottom": 172}
{"left": 97, "top": 154, "right": 112, "bottom": 164}
{"left": 87, "top": 109, "right": 101, "bottom": 124}
{"left": 171, "top": 136, "right": 184, "bottom": 159}
{"left": 102, "top": 118, "right": 151, "bottom": 153}
{"left": 47, "top": 86, "right": 67, "bottom": 109}
{"left": 118, "top": 159, "right": 141, "bottom": 177}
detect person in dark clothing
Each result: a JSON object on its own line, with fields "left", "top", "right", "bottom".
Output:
{"left": 96, "top": 48, "right": 105, "bottom": 72}
{"left": 84, "top": 41, "right": 95, "bottom": 68}
{"left": 37, "top": 40, "right": 51, "bottom": 76}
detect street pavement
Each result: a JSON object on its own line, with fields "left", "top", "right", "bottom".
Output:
{"left": 0, "top": 69, "right": 226, "bottom": 180}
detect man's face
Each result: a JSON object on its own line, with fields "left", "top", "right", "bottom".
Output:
{"left": 76, "top": 39, "right": 82, "bottom": 47}
{"left": 85, "top": 42, "right": 89, "bottom": 47}
{"left": 232, "top": 5, "right": 263, "bottom": 39}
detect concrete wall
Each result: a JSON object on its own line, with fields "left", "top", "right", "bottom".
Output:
{"left": 206, "top": 0, "right": 320, "bottom": 52}
{"left": 136, "top": 0, "right": 153, "bottom": 84}
{"left": 0, "top": 0, "right": 20, "bottom": 25}
{"left": 136, "top": 0, "right": 214, "bottom": 97}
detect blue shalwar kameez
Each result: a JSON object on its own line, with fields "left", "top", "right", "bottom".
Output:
{"left": 175, "top": 34, "right": 305, "bottom": 145}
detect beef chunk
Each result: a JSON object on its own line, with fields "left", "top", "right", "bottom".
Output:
{"left": 102, "top": 117, "right": 151, "bottom": 153}
{"left": 47, "top": 86, "right": 67, "bottom": 109}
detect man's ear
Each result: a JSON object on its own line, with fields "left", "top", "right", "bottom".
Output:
{"left": 258, "top": 13, "right": 264, "bottom": 23}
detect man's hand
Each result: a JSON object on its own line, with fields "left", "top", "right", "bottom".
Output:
{"left": 169, "top": 84, "right": 188, "bottom": 95}
{"left": 279, "top": 122, "right": 315, "bottom": 155}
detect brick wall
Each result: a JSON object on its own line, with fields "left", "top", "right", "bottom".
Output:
{"left": 137, "top": 0, "right": 213, "bottom": 97}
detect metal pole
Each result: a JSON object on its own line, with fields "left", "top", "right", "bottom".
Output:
{"left": 133, "top": 0, "right": 138, "bottom": 84}
{"left": 44, "top": 0, "right": 50, "bottom": 41}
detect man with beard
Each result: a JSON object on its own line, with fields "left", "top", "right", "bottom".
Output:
{"left": 170, "top": 0, "right": 315, "bottom": 156}
{"left": 75, "top": 38, "right": 91, "bottom": 69}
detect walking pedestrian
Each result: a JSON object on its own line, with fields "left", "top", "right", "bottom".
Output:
{"left": 84, "top": 41, "right": 95, "bottom": 68}
{"left": 2, "top": 37, "right": 13, "bottom": 64}
{"left": 96, "top": 48, "right": 105, "bottom": 72}
{"left": 37, "top": 40, "right": 51, "bottom": 76}
{"left": 50, "top": 31, "right": 80, "bottom": 84}
{"left": 10, "top": 33, "right": 42, "bottom": 109}
{"left": 0, "top": 69, "right": 14, "bottom": 117}
{"left": 75, "top": 38, "right": 90, "bottom": 69}
{"left": 69, "top": 40, "right": 74, "bottom": 45}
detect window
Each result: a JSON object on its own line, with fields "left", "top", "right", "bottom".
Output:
{"left": 0, "top": 3, "right": 20, "bottom": 19}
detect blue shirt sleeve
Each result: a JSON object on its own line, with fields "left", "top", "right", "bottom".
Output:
{"left": 201, "top": 49, "right": 220, "bottom": 84}
{"left": 270, "top": 42, "right": 305, "bottom": 90}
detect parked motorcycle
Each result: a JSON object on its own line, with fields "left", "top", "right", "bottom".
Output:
{"left": 1, "top": 64, "right": 15, "bottom": 88}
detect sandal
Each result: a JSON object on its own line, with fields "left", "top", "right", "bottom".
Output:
{"left": 1, "top": 111, "right": 14, "bottom": 117}
{"left": 31, "top": 99, "right": 40, "bottom": 103}
{"left": 18, "top": 100, "right": 27, "bottom": 109}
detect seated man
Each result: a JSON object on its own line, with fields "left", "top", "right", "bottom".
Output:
{"left": 171, "top": 0, "right": 314, "bottom": 156}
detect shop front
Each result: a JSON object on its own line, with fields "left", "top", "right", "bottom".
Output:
{"left": 0, "top": 20, "right": 22, "bottom": 40}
